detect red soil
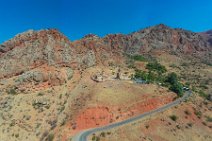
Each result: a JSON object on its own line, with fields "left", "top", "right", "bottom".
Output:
{"left": 69, "top": 95, "right": 175, "bottom": 136}
{"left": 76, "top": 106, "right": 112, "bottom": 130}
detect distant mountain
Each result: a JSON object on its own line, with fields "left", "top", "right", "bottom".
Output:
{"left": 205, "top": 30, "right": 212, "bottom": 35}
{"left": 200, "top": 30, "right": 212, "bottom": 47}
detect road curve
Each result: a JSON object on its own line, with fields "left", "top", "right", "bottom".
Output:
{"left": 73, "top": 91, "right": 192, "bottom": 141}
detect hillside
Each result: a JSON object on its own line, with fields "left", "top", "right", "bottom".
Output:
{"left": 0, "top": 24, "right": 211, "bottom": 141}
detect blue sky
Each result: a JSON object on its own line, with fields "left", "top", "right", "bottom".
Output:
{"left": 0, "top": 0, "right": 212, "bottom": 43}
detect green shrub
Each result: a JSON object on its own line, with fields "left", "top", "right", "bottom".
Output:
{"left": 147, "top": 71, "right": 157, "bottom": 82}
{"left": 59, "top": 94, "right": 62, "bottom": 99}
{"left": 169, "top": 115, "right": 178, "bottom": 121}
{"left": 146, "top": 62, "right": 167, "bottom": 74}
{"left": 165, "top": 72, "right": 178, "bottom": 85}
{"left": 134, "top": 69, "right": 161, "bottom": 83}
{"left": 156, "top": 74, "right": 166, "bottom": 83}
{"left": 187, "top": 122, "right": 193, "bottom": 127}
{"left": 37, "top": 92, "right": 44, "bottom": 96}
{"left": 164, "top": 72, "right": 183, "bottom": 96}
{"left": 15, "top": 133, "right": 19, "bottom": 138}
{"left": 7, "top": 88, "right": 17, "bottom": 95}
{"left": 92, "top": 135, "right": 100, "bottom": 141}
{"left": 92, "top": 136, "right": 96, "bottom": 141}
{"left": 107, "top": 132, "right": 111, "bottom": 135}
{"left": 100, "top": 132, "right": 105, "bottom": 137}
{"left": 47, "top": 133, "right": 54, "bottom": 141}
{"left": 194, "top": 111, "right": 202, "bottom": 118}
{"left": 134, "top": 65, "right": 184, "bottom": 97}
{"left": 206, "top": 116, "right": 212, "bottom": 122}
{"left": 134, "top": 69, "right": 148, "bottom": 80}
{"left": 132, "top": 55, "right": 146, "bottom": 62}
{"left": 145, "top": 125, "right": 149, "bottom": 129}
{"left": 96, "top": 137, "right": 100, "bottom": 141}
{"left": 169, "top": 82, "right": 183, "bottom": 97}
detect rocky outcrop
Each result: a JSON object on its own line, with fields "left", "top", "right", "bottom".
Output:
{"left": 0, "top": 29, "right": 96, "bottom": 81}
{"left": 15, "top": 66, "right": 74, "bottom": 86}
{"left": 131, "top": 24, "right": 211, "bottom": 56}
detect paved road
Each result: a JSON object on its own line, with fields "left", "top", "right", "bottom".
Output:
{"left": 73, "top": 91, "right": 192, "bottom": 141}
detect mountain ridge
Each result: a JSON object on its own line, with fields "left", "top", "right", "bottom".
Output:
{"left": 0, "top": 24, "right": 211, "bottom": 80}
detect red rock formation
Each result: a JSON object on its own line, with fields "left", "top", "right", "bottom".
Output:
{"left": 0, "top": 24, "right": 211, "bottom": 84}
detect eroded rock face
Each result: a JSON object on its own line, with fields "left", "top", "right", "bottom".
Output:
{"left": 74, "top": 24, "right": 212, "bottom": 64}
{"left": 0, "top": 29, "right": 96, "bottom": 80}
{"left": 131, "top": 25, "right": 211, "bottom": 57}
{"left": 0, "top": 25, "right": 211, "bottom": 83}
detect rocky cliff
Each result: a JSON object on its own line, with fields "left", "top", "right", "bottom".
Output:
{"left": 0, "top": 29, "right": 96, "bottom": 85}
{"left": 0, "top": 25, "right": 211, "bottom": 83}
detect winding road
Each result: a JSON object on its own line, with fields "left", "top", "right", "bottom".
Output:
{"left": 73, "top": 91, "right": 192, "bottom": 141}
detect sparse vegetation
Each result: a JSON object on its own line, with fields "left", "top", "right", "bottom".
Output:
{"left": 206, "top": 116, "right": 212, "bottom": 122}
{"left": 47, "top": 133, "right": 54, "bottom": 141}
{"left": 37, "top": 92, "right": 44, "bottom": 96}
{"left": 92, "top": 135, "right": 100, "bottom": 141}
{"left": 145, "top": 125, "right": 149, "bottom": 129}
{"left": 134, "top": 61, "right": 167, "bottom": 83}
{"left": 15, "top": 133, "right": 19, "bottom": 138}
{"left": 59, "top": 94, "right": 62, "bottom": 99}
{"left": 194, "top": 110, "right": 202, "bottom": 119}
{"left": 187, "top": 122, "right": 193, "bottom": 127}
{"left": 107, "top": 132, "right": 111, "bottom": 135}
{"left": 198, "top": 90, "right": 208, "bottom": 99}
{"left": 7, "top": 88, "right": 17, "bottom": 95}
{"left": 134, "top": 64, "right": 183, "bottom": 96}
{"left": 0, "top": 19, "right": 211, "bottom": 141}
{"left": 100, "top": 132, "right": 105, "bottom": 137}
{"left": 199, "top": 83, "right": 208, "bottom": 89}
{"left": 59, "top": 106, "right": 65, "bottom": 113}
{"left": 132, "top": 54, "right": 146, "bottom": 62}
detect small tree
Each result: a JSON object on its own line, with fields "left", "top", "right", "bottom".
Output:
{"left": 169, "top": 82, "right": 183, "bottom": 97}
{"left": 166, "top": 72, "right": 178, "bottom": 85}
